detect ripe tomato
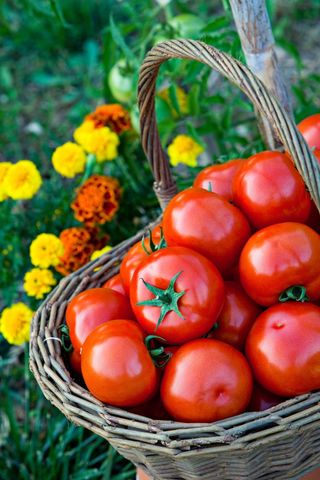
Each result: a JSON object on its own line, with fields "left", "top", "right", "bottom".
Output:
{"left": 102, "top": 273, "right": 126, "bottom": 296}
{"left": 233, "top": 151, "right": 311, "bottom": 229}
{"left": 306, "top": 150, "right": 320, "bottom": 232}
{"left": 120, "top": 225, "right": 163, "bottom": 294}
{"left": 130, "top": 246, "right": 225, "bottom": 345}
{"left": 81, "top": 320, "right": 158, "bottom": 406}
{"left": 248, "top": 384, "right": 283, "bottom": 412}
{"left": 161, "top": 338, "right": 253, "bottom": 422}
{"left": 298, "top": 113, "right": 320, "bottom": 149}
{"left": 246, "top": 302, "right": 320, "bottom": 397}
{"left": 239, "top": 222, "right": 320, "bottom": 306}
{"left": 128, "top": 395, "right": 171, "bottom": 420}
{"left": 163, "top": 188, "right": 251, "bottom": 274}
{"left": 69, "top": 349, "right": 82, "bottom": 376}
{"left": 193, "top": 158, "right": 244, "bottom": 201}
{"left": 66, "top": 288, "right": 134, "bottom": 352}
{"left": 208, "top": 281, "right": 262, "bottom": 350}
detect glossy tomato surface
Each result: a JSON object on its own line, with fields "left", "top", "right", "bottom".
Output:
{"left": 239, "top": 222, "right": 320, "bottom": 306}
{"left": 208, "top": 281, "right": 262, "bottom": 350}
{"left": 81, "top": 320, "right": 158, "bottom": 406}
{"left": 193, "top": 158, "right": 244, "bottom": 201}
{"left": 130, "top": 246, "right": 225, "bottom": 345}
{"left": 163, "top": 188, "right": 251, "bottom": 274}
{"left": 233, "top": 151, "right": 311, "bottom": 229}
{"left": 161, "top": 338, "right": 253, "bottom": 422}
{"left": 248, "top": 384, "right": 283, "bottom": 412}
{"left": 66, "top": 288, "right": 134, "bottom": 352}
{"left": 246, "top": 302, "right": 320, "bottom": 397}
{"left": 298, "top": 113, "right": 320, "bottom": 150}
{"left": 102, "top": 273, "right": 126, "bottom": 296}
{"left": 69, "top": 349, "right": 82, "bottom": 376}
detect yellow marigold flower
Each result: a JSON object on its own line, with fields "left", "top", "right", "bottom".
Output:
{"left": 24, "top": 268, "right": 57, "bottom": 300}
{"left": 0, "top": 162, "right": 12, "bottom": 202}
{"left": 85, "top": 127, "right": 119, "bottom": 162}
{"left": 52, "top": 142, "right": 86, "bottom": 178}
{"left": 0, "top": 303, "right": 33, "bottom": 345}
{"left": 167, "top": 135, "right": 204, "bottom": 168}
{"left": 73, "top": 120, "right": 96, "bottom": 151}
{"left": 158, "top": 86, "right": 189, "bottom": 117}
{"left": 30, "top": 233, "right": 64, "bottom": 268}
{"left": 91, "top": 245, "right": 112, "bottom": 261}
{"left": 3, "top": 160, "right": 42, "bottom": 200}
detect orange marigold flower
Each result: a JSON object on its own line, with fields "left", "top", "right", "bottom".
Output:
{"left": 86, "top": 104, "right": 131, "bottom": 135}
{"left": 55, "top": 226, "right": 109, "bottom": 276}
{"left": 71, "top": 175, "right": 121, "bottom": 226}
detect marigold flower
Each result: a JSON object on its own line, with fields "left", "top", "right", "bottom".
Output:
{"left": 0, "top": 303, "right": 33, "bottom": 345}
{"left": 73, "top": 120, "right": 96, "bottom": 151}
{"left": 3, "top": 160, "right": 42, "bottom": 200}
{"left": 52, "top": 142, "right": 86, "bottom": 178}
{"left": 86, "top": 104, "right": 131, "bottom": 134}
{"left": 90, "top": 245, "right": 112, "bottom": 261}
{"left": 30, "top": 233, "right": 64, "bottom": 268}
{"left": 167, "top": 135, "right": 204, "bottom": 167}
{"left": 158, "top": 86, "right": 189, "bottom": 117}
{"left": 71, "top": 175, "right": 121, "bottom": 226}
{"left": 24, "top": 268, "right": 57, "bottom": 300}
{"left": 74, "top": 122, "right": 119, "bottom": 162}
{"left": 0, "top": 162, "right": 12, "bottom": 202}
{"left": 55, "top": 227, "right": 109, "bottom": 276}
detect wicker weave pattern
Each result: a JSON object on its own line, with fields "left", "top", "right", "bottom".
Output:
{"left": 30, "top": 40, "right": 320, "bottom": 480}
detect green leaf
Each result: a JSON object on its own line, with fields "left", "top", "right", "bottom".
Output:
{"left": 202, "top": 16, "right": 229, "bottom": 33}
{"left": 109, "top": 16, "right": 137, "bottom": 65}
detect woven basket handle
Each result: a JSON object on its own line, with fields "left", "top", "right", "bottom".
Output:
{"left": 138, "top": 39, "right": 320, "bottom": 211}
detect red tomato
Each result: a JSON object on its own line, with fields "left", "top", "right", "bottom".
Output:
{"left": 298, "top": 113, "right": 320, "bottom": 149}
{"left": 239, "top": 222, "right": 320, "bottom": 306}
{"left": 81, "top": 320, "right": 158, "bottom": 406}
{"left": 120, "top": 225, "right": 162, "bottom": 294}
{"left": 163, "top": 188, "right": 251, "bottom": 274}
{"left": 246, "top": 302, "right": 320, "bottom": 397}
{"left": 102, "top": 273, "right": 126, "bottom": 296}
{"left": 130, "top": 246, "right": 225, "bottom": 345}
{"left": 307, "top": 150, "right": 320, "bottom": 232}
{"left": 66, "top": 288, "right": 134, "bottom": 352}
{"left": 161, "top": 338, "right": 253, "bottom": 422}
{"left": 69, "top": 349, "right": 82, "bottom": 376}
{"left": 193, "top": 158, "right": 244, "bottom": 201}
{"left": 248, "top": 384, "right": 283, "bottom": 412}
{"left": 137, "top": 469, "right": 152, "bottom": 480}
{"left": 128, "top": 395, "right": 171, "bottom": 420}
{"left": 233, "top": 151, "right": 311, "bottom": 229}
{"left": 208, "top": 281, "right": 262, "bottom": 350}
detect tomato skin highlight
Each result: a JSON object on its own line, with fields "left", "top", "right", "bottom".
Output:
{"left": 130, "top": 246, "right": 225, "bottom": 345}
{"left": 239, "top": 222, "right": 320, "bottom": 306}
{"left": 193, "top": 158, "right": 244, "bottom": 201}
{"left": 81, "top": 320, "right": 158, "bottom": 406}
{"left": 298, "top": 113, "right": 320, "bottom": 150}
{"left": 161, "top": 338, "right": 253, "bottom": 422}
{"left": 233, "top": 151, "right": 311, "bottom": 229}
{"left": 208, "top": 281, "right": 262, "bottom": 350}
{"left": 66, "top": 288, "right": 135, "bottom": 352}
{"left": 246, "top": 302, "right": 320, "bottom": 397}
{"left": 163, "top": 187, "right": 251, "bottom": 274}
{"left": 102, "top": 274, "right": 126, "bottom": 296}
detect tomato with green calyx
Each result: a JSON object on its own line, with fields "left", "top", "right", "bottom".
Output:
{"left": 233, "top": 151, "right": 311, "bottom": 229}
{"left": 208, "top": 281, "right": 262, "bottom": 350}
{"left": 298, "top": 113, "right": 320, "bottom": 150}
{"left": 81, "top": 320, "right": 158, "bottom": 406}
{"left": 239, "top": 222, "right": 320, "bottom": 306}
{"left": 246, "top": 302, "right": 320, "bottom": 397}
{"left": 161, "top": 338, "right": 253, "bottom": 422}
{"left": 66, "top": 288, "right": 134, "bottom": 352}
{"left": 163, "top": 187, "right": 251, "bottom": 275}
{"left": 193, "top": 159, "right": 244, "bottom": 201}
{"left": 130, "top": 246, "right": 225, "bottom": 345}
{"left": 102, "top": 273, "right": 126, "bottom": 296}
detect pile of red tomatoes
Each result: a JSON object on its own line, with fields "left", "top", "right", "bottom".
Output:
{"left": 66, "top": 114, "right": 320, "bottom": 423}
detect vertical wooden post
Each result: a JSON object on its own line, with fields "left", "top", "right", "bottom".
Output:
{"left": 229, "top": 0, "right": 293, "bottom": 149}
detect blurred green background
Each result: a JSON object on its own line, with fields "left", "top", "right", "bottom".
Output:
{"left": 0, "top": 0, "right": 319, "bottom": 478}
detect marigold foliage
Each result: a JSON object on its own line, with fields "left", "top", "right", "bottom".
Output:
{"left": 3, "top": 160, "right": 42, "bottom": 200}
{"left": 71, "top": 175, "right": 121, "bottom": 226}
{"left": 167, "top": 135, "right": 204, "bottom": 167}
{"left": 30, "top": 233, "right": 64, "bottom": 268}
{"left": 52, "top": 142, "right": 86, "bottom": 178}
{"left": 0, "top": 162, "right": 12, "bottom": 202}
{"left": 24, "top": 268, "right": 57, "bottom": 299}
{"left": 86, "top": 104, "right": 131, "bottom": 134}
{"left": 0, "top": 303, "right": 33, "bottom": 345}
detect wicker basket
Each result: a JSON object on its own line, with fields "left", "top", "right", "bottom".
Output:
{"left": 30, "top": 40, "right": 320, "bottom": 480}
